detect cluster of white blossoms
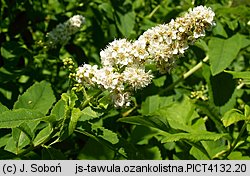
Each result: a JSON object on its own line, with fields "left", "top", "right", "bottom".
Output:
{"left": 137, "top": 5, "right": 215, "bottom": 72}
{"left": 75, "top": 6, "right": 215, "bottom": 107}
{"left": 46, "top": 15, "right": 85, "bottom": 48}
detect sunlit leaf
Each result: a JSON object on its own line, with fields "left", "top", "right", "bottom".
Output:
{"left": 221, "top": 109, "right": 245, "bottom": 127}
{"left": 209, "top": 34, "right": 250, "bottom": 75}
{"left": 14, "top": 81, "right": 56, "bottom": 115}
{"left": 0, "top": 109, "right": 44, "bottom": 129}
{"left": 79, "top": 106, "right": 101, "bottom": 121}
{"left": 161, "top": 132, "right": 227, "bottom": 143}
{"left": 0, "top": 103, "right": 9, "bottom": 114}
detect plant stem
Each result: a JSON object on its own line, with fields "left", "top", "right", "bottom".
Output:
{"left": 222, "top": 122, "right": 247, "bottom": 159}
{"left": 160, "top": 56, "right": 209, "bottom": 94}
{"left": 147, "top": 5, "right": 160, "bottom": 19}
{"left": 79, "top": 89, "right": 102, "bottom": 110}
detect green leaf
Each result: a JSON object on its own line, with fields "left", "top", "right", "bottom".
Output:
{"left": 130, "top": 126, "right": 161, "bottom": 145}
{"left": 4, "top": 137, "right": 18, "bottom": 154}
{"left": 201, "top": 140, "right": 227, "bottom": 159}
{"left": 61, "top": 92, "right": 77, "bottom": 109}
{"left": 221, "top": 109, "right": 245, "bottom": 127}
{"left": 140, "top": 95, "right": 173, "bottom": 115}
{"left": 209, "top": 34, "right": 250, "bottom": 75}
{"left": 1, "top": 41, "right": 29, "bottom": 59}
{"left": 79, "top": 106, "right": 101, "bottom": 122}
{"left": 225, "top": 71, "right": 250, "bottom": 84}
{"left": 152, "top": 75, "right": 166, "bottom": 87}
{"left": 42, "top": 147, "right": 66, "bottom": 160}
{"left": 11, "top": 121, "right": 40, "bottom": 152}
{"left": 228, "top": 151, "right": 250, "bottom": 160}
{"left": 18, "top": 123, "right": 34, "bottom": 141}
{"left": 118, "top": 115, "right": 170, "bottom": 132}
{"left": 194, "top": 39, "right": 209, "bottom": 52}
{"left": 77, "top": 138, "right": 114, "bottom": 160}
{"left": 14, "top": 81, "right": 56, "bottom": 115}
{"left": 190, "top": 146, "right": 210, "bottom": 160}
{"left": 116, "top": 11, "right": 136, "bottom": 37}
{"left": 155, "top": 96, "right": 200, "bottom": 132}
{"left": 33, "top": 124, "right": 53, "bottom": 146}
{"left": 99, "top": 3, "right": 114, "bottom": 20}
{"left": 210, "top": 72, "right": 236, "bottom": 107}
{"left": 92, "top": 125, "right": 119, "bottom": 145}
{"left": 245, "top": 105, "right": 250, "bottom": 119}
{"left": 0, "top": 103, "right": 9, "bottom": 114}
{"left": 212, "top": 21, "right": 228, "bottom": 38}
{"left": 0, "top": 134, "right": 11, "bottom": 148}
{"left": 0, "top": 149, "right": 17, "bottom": 159}
{"left": 0, "top": 109, "right": 44, "bottom": 129}
{"left": 51, "top": 99, "right": 66, "bottom": 121}
{"left": 68, "top": 108, "right": 82, "bottom": 135}
{"left": 12, "top": 122, "right": 35, "bottom": 150}
{"left": 140, "top": 146, "right": 162, "bottom": 160}
{"left": 161, "top": 132, "right": 227, "bottom": 143}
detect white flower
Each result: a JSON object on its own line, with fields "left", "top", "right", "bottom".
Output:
{"left": 76, "top": 64, "right": 98, "bottom": 85}
{"left": 122, "top": 67, "right": 153, "bottom": 90}
{"left": 137, "top": 5, "right": 215, "bottom": 72}
{"left": 100, "top": 39, "right": 134, "bottom": 68}
{"left": 95, "top": 67, "right": 124, "bottom": 91}
{"left": 46, "top": 15, "right": 85, "bottom": 48}
{"left": 75, "top": 6, "right": 215, "bottom": 107}
{"left": 111, "top": 92, "right": 131, "bottom": 108}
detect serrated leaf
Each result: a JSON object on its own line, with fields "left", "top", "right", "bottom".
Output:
{"left": 141, "top": 146, "right": 162, "bottom": 160}
{"left": 14, "top": 81, "right": 56, "bottom": 115}
{"left": 209, "top": 34, "right": 250, "bottom": 75}
{"left": 92, "top": 125, "right": 119, "bottom": 145}
{"left": 155, "top": 96, "right": 200, "bottom": 132}
{"left": 0, "top": 103, "right": 9, "bottom": 114}
{"left": 0, "top": 109, "right": 44, "bottom": 129}
{"left": 118, "top": 115, "right": 170, "bottom": 132}
{"left": 79, "top": 106, "right": 101, "bottom": 121}
{"left": 221, "top": 109, "right": 245, "bottom": 127}
{"left": 161, "top": 132, "right": 227, "bottom": 143}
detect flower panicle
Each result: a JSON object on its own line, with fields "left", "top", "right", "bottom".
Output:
{"left": 75, "top": 6, "right": 215, "bottom": 107}
{"left": 46, "top": 15, "right": 85, "bottom": 48}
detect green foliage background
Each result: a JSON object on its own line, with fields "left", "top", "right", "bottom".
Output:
{"left": 0, "top": 0, "right": 250, "bottom": 159}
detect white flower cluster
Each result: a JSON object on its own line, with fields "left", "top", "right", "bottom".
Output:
{"left": 46, "top": 15, "right": 85, "bottom": 48}
{"left": 76, "top": 64, "right": 153, "bottom": 107}
{"left": 137, "top": 5, "right": 215, "bottom": 72}
{"left": 75, "top": 6, "right": 215, "bottom": 107}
